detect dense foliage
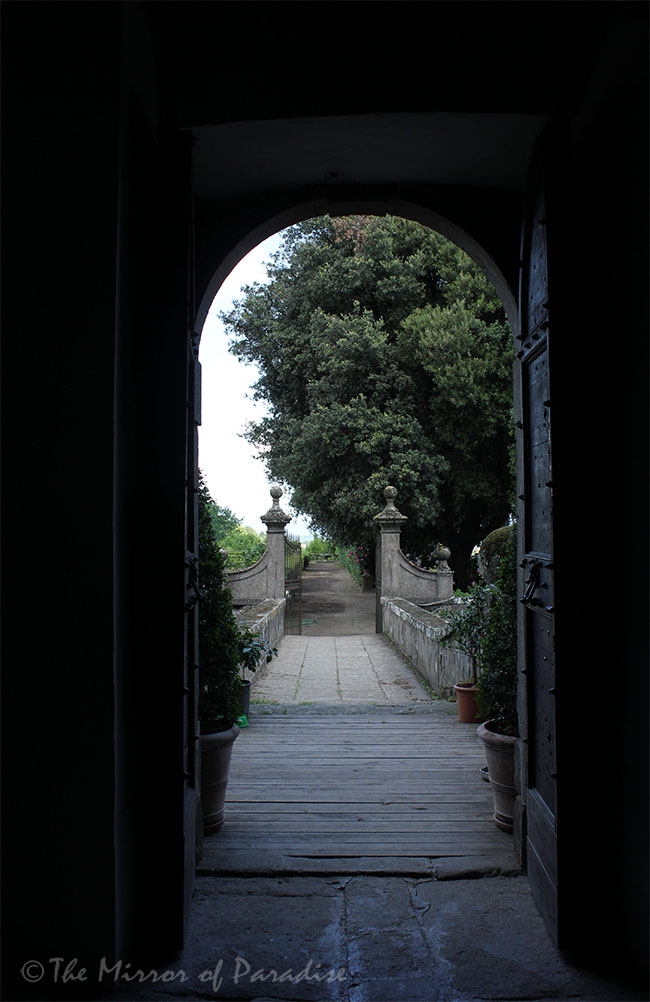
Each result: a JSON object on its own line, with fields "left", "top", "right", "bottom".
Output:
{"left": 336, "top": 542, "right": 371, "bottom": 587}
{"left": 197, "top": 471, "right": 244, "bottom": 729}
{"left": 237, "top": 625, "right": 277, "bottom": 677}
{"left": 223, "top": 215, "right": 514, "bottom": 587}
{"left": 442, "top": 522, "right": 517, "bottom": 730}
{"left": 203, "top": 494, "right": 267, "bottom": 570}
{"left": 302, "top": 535, "right": 334, "bottom": 569}
{"left": 441, "top": 583, "right": 493, "bottom": 686}
{"left": 220, "top": 524, "right": 266, "bottom": 570}
{"left": 303, "top": 536, "right": 333, "bottom": 558}
{"left": 477, "top": 525, "right": 518, "bottom": 735}
{"left": 208, "top": 500, "right": 241, "bottom": 544}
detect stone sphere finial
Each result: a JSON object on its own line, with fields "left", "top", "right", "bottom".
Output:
{"left": 262, "top": 484, "right": 291, "bottom": 528}
{"left": 384, "top": 486, "right": 398, "bottom": 506}
{"left": 374, "top": 484, "right": 407, "bottom": 525}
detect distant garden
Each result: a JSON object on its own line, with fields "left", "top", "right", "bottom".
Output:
{"left": 205, "top": 493, "right": 266, "bottom": 569}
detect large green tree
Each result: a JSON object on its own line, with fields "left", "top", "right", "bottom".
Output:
{"left": 223, "top": 216, "right": 514, "bottom": 587}
{"left": 207, "top": 500, "right": 241, "bottom": 545}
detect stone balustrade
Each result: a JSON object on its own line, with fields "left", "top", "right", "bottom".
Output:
{"left": 380, "top": 597, "right": 473, "bottom": 698}
{"left": 374, "top": 486, "right": 454, "bottom": 630}
{"left": 225, "top": 485, "right": 291, "bottom": 607}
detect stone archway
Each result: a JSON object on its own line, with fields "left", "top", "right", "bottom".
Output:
{"left": 196, "top": 199, "right": 519, "bottom": 340}
{"left": 193, "top": 204, "right": 525, "bottom": 831}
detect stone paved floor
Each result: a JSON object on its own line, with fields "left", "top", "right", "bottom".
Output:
{"left": 252, "top": 634, "right": 432, "bottom": 705}
{"left": 102, "top": 873, "right": 647, "bottom": 1001}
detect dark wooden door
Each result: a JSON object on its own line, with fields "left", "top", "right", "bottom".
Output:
{"left": 181, "top": 140, "right": 200, "bottom": 935}
{"left": 517, "top": 142, "right": 558, "bottom": 941}
{"left": 183, "top": 325, "right": 201, "bottom": 926}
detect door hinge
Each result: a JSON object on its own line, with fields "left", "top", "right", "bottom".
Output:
{"left": 521, "top": 560, "right": 542, "bottom": 603}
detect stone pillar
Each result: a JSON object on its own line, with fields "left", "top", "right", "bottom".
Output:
{"left": 374, "top": 486, "right": 407, "bottom": 630}
{"left": 260, "top": 485, "right": 291, "bottom": 600}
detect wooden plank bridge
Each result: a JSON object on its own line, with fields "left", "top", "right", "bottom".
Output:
{"left": 199, "top": 709, "right": 514, "bottom": 875}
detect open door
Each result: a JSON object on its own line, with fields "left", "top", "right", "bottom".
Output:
{"left": 516, "top": 136, "right": 558, "bottom": 941}
{"left": 180, "top": 133, "right": 200, "bottom": 937}
{"left": 183, "top": 323, "right": 201, "bottom": 927}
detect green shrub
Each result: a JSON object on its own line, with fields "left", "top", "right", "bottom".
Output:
{"left": 304, "top": 536, "right": 333, "bottom": 558}
{"left": 197, "top": 471, "right": 243, "bottom": 730}
{"left": 335, "top": 543, "right": 370, "bottom": 586}
{"left": 476, "top": 526, "right": 518, "bottom": 735}
{"left": 478, "top": 524, "right": 514, "bottom": 584}
{"left": 221, "top": 525, "right": 267, "bottom": 570}
{"left": 237, "top": 626, "right": 277, "bottom": 677}
{"left": 441, "top": 582, "right": 493, "bottom": 685}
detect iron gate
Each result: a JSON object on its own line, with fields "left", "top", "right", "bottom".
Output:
{"left": 284, "top": 533, "right": 303, "bottom": 635}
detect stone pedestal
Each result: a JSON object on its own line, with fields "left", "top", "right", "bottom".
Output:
{"left": 226, "top": 486, "right": 292, "bottom": 604}
{"left": 374, "top": 485, "right": 453, "bottom": 630}
{"left": 260, "top": 486, "right": 292, "bottom": 601}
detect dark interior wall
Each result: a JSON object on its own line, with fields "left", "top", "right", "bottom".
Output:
{"left": 112, "top": 2, "right": 191, "bottom": 966}
{"left": 192, "top": 184, "right": 525, "bottom": 332}
{"left": 552, "top": 10, "right": 649, "bottom": 975}
{"left": 149, "top": 0, "right": 600, "bottom": 125}
{"left": 1, "top": 1, "right": 123, "bottom": 990}
{"left": 2, "top": 3, "right": 192, "bottom": 996}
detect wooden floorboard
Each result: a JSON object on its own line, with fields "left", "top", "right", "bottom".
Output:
{"left": 200, "top": 711, "right": 514, "bottom": 872}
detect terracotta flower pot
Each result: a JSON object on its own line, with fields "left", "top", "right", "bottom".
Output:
{"left": 454, "top": 682, "right": 480, "bottom": 723}
{"left": 477, "top": 720, "right": 517, "bottom": 832}
{"left": 200, "top": 723, "right": 240, "bottom": 833}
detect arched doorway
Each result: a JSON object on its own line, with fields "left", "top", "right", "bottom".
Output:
{"left": 191, "top": 191, "right": 554, "bottom": 940}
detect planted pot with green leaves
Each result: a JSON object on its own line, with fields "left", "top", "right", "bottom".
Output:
{"left": 441, "top": 583, "right": 492, "bottom": 723}
{"left": 476, "top": 525, "right": 519, "bottom": 832}
{"left": 237, "top": 627, "right": 277, "bottom": 718}
{"left": 198, "top": 472, "right": 245, "bottom": 833}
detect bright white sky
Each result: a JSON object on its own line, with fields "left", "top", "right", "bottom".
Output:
{"left": 198, "top": 231, "right": 314, "bottom": 542}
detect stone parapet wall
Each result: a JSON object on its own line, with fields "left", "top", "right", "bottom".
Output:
{"left": 381, "top": 597, "right": 473, "bottom": 699}
{"left": 392, "top": 551, "right": 454, "bottom": 605}
{"left": 226, "top": 551, "right": 273, "bottom": 605}
{"left": 374, "top": 486, "right": 454, "bottom": 630}
{"left": 225, "top": 485, "right": 292, "bottom": 604}
{"left": 233, "top": 599, "right": 285, "bottom": 684}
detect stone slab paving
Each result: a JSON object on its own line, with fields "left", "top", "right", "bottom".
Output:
{"left": 252, "top": 634, "right": 432, "bottom": 705}
{"left": 103, "top": 874, "right": 645, "bottom": 1001}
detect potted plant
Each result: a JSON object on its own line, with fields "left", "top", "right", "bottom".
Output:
{"left": 236, "top": 626, "right": 277, "bottom": 719}
{"left": 198, "top": 472, "right": 245, "bottom": 833}
{"left": 476, "top": 525, "right": 519, "bottom": 832}
{"left": 441, "top": 582, "right": 492, "bottom": 722}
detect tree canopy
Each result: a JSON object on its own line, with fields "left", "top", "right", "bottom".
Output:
{"left": 222, "top": 215, "right": 514, "bottom": 587}
{"left": 207, "top": 500, "right": 241, "bottom": 544}
{"left": 201, "top": 490, "right": 266, "bottom": 570}
{"left": 220, "top": 525, "right": 266, "bottom": 570}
